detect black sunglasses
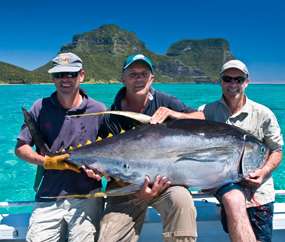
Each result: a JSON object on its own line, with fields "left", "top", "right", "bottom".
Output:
{"left": 221, "top": 75, "right": 247, "bottom": 84}
{"left": 52, "top": 72, "right": 79, "bottom": 79}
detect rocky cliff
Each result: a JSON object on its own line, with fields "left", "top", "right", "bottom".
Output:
{"left": 0, "top": 24, "right": 234, "bottom": 83}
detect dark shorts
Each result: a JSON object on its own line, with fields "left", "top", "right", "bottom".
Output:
{"left": 216, "top": 183, "right": 274, "bottom": 242}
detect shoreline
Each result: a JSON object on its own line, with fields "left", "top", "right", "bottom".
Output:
{"left": 1, "top": 82, "right": 285, "bottom": 85}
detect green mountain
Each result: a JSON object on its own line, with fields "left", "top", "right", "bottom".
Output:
{"left": 0, "top": 24, "right": 234, "bottom": 84}
{"left": 166, "top": 39, "right": 233, "bottom": 81}
{"left": 0, "top": 62, "right": 31, "bottom": 84}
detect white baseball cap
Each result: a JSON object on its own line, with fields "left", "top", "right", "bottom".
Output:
{"left": 48, "top": 52, "right": 82, "bottom": 73}
{"left": 220, "top": 60, "right": 249, "bottom": 76}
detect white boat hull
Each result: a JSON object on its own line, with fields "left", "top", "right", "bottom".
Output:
{"left": 1, "top": 196, "right": 285, "bottom": 241}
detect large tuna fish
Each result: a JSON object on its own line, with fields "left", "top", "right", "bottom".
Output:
{"left": 22, "top": 108, "right": 269, "bottom": 193}
{"left": 67, "top": 118, "right": 269, "bottom": 190}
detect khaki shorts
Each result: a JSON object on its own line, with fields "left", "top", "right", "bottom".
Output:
{"left": 26, "top": 198, "right": 104, "bottom": 242}
{"left": 98, "top": 186, "right": 197, "bottom": 242}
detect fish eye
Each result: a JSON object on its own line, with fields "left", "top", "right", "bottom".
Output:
{"left": 123, "top": 163, "right": 129, "bottom": 170}
{"left": 260, "top": 146, "right": 266, "bottom": 153}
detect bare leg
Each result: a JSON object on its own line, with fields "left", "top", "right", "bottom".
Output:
{"left": 222, "top": 189, "right": 256, "bottom": 242}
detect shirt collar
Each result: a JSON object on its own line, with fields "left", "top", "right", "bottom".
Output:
{"left": 112, "top": 87, "right": 155, "bottom": 110}
{"left": 218, "top": 95, "right": 251, "bottom": 118}
{"left": 50, "top": 89, "right": 88, "bottom": 112}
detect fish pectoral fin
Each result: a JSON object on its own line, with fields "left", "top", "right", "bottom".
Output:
{"left": 176, "top": 146, "right": 234, "bottom": 163}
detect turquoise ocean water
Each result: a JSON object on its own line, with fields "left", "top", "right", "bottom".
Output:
{"left": 0, "top": 83, "right": 284, "bottom": 212}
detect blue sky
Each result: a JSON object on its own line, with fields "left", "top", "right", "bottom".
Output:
{"left": 0, "top": 0, "right": 284, "bottom": 82}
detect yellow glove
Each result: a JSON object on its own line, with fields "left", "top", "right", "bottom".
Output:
{"left": 43, "top": 154, "right": 80, "bottom": 173}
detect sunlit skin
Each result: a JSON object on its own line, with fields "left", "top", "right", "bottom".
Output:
{"left": 121, "top": 62, "right": 154, "bottom": 112}
{"left": 221, "top": 68, "right": 249, "bottom": 114}
{"left": 52, "top": 70, "right": 85, "bottom": 109}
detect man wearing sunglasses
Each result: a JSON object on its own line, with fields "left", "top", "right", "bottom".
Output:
{"left": 199, "top": 60, "right": 283, "bottom": 242}
{"left": 15, "top": 52, "right": 106, "bottom": 241}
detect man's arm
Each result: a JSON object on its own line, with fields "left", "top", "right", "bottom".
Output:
{"left": 245, "top": 150, "right": 282, "bottom": 187}
{"left": 150, "top": 107, "right": 205, "bottom": 124}
{"left": 15, "top": 140, "right": 79, "bottom": 173}
{"left": 15, "top": 140, "right": 45, "bottom": 166}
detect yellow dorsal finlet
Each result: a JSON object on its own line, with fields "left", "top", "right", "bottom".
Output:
{"left": 96, "top": 137, "right": 103, "bottom": 142}
{"left": 120, "top": 129, "right": 125, "bottom": 134}
{"left": 107, "top": 133, "right": 113, "bottom": 138}
{"left": 77, "top": 144, "right": 82, "bottom": 148}
{"left": 68, "top": 146, "right": 74, "bottom": 151}
{"left": 85, "top": 139, "right": 92, "bottom": 145}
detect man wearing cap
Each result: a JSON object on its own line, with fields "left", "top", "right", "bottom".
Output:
{"left": 15, "top": 52, "right": 106, "bottom": 241}
{"left": 85, "top": 53, "right": 204, "bottom": 242}
{"left": 199, "top": 59, "right": 283, "bottom": 242}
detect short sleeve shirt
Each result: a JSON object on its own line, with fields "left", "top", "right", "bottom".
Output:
{"left": 18, "top": 91, "right": 106, "bottom": 201}
{"left": 199, "top": 97, "right": 283, "bottom": 206}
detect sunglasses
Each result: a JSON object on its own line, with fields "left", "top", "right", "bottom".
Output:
{"left": 221, "top": 75, "right": 247, "bottom": 84}
{"left": 52, "top": 72, "right": 79, "bottom": 79}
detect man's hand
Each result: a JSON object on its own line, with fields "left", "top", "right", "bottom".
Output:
{"left": 244, "top": 168, "right": 270, "bottom": 188}
{"left": 82, "top": 166, "right": 104, "bottom": 181}
{"left": 136, "top": 175, "right": 171, "bottom": 201}
{"left": 150, "top": 107, "right": 175, "bottom": 124}
{"left": 150, "top": 107, "right": 205, "bottom": 124}
{"left": 44, "top": 154, "right": 80, "bottom": 173}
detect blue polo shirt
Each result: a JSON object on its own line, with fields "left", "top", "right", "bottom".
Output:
{"left": 98, "top": 87, "right": 195, "bottom": 137}
{"left": 18, "top": 90, "right": 106, "bottom": 201}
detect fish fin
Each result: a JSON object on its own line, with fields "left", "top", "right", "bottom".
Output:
{"left": 41, "top": 192, "right": 107, "bottom": 200}
{"left": 175, "top": 146, "right": 234, "bottom": 163}
{"left": 22, "top": 107, "right": 52, "bottom": 192}
{"left": 85, "top": 139, "right": 92, "bottom": 145}
{"left": 96, "top": 136, "right": 103, "bottom": 142}
{"left": 22, "top": 107, "right": 52, "bottom": 155}
{"left": 67, "top": 110, "right": 152, "bottom": 124}
{"left": 107, "top": 133, "right": 113, "bottom": 138}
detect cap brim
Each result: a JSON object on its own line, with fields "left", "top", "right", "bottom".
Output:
{"left": 123, "top": 60, "right": 154, "bottom": 73}
{"left": 48, "top": 65, "right": 81, "bottom": 74}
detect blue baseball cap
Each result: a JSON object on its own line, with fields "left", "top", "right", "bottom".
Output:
{"left": 48, "top": 52, "right": 83, "bottom": 73}
{"left": 122, "top": 54, "right": 154, "bottom": 73}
